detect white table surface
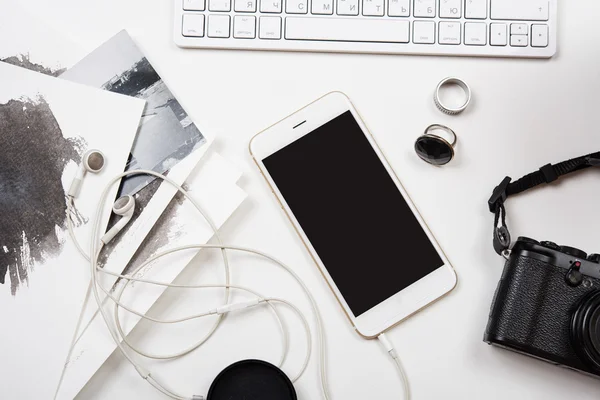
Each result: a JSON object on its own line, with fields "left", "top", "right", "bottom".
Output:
{"left": 21, "top": 0, "right": 600, "bottom": 398}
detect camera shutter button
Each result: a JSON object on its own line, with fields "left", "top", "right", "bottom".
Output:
{"left": 565, "top": 261, "right": 584, "bottom": 287}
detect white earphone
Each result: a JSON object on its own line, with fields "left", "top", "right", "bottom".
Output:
{"left": 61, "top": 150, "right": 410, "bottom": 400}
{"left": 101, "top": 195, "right": 135, "bottom": 244}
{"left": 68, "top": 149, "right": 106, "bottom": 198}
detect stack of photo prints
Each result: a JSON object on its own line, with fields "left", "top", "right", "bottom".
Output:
{"left": 0, "top": 4, "right": 246, "bottom": 399}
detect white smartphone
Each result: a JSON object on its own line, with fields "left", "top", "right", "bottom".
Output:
{"left": 250, "top": 92, "right": 457, "bottom": 338}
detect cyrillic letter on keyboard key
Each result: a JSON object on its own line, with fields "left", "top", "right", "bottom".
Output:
{"left": 388, "top": 0, "right": 409, "bottom": 17}
{"left": 439, "top": 0, "right": 461, "bottom": 18}
{"left": 286, "top": 0, "right": 308, "bottom": 13}
{"left": 414, "top": 0, "right": 435, "bottom": 17}
{"left": 338, "top": 0, "right": 359, "bottom": 15}
{"left": 285, "top": 17, "right": 409, "bottom": 43}
{"left": 235, "top": 0, "right": 257, "bottom": 12}
{"left": 260, "top": 0, "right": 282, "bottom": 12}
{"left": 363, "top": 0, "right": 385, "bottom": 16}
{"left": 312, "top": 0, "right": 334, "bottom": 15}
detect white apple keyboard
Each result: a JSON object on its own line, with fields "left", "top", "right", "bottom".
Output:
{"left": 174, "top": 0, "right": 557, "bottom": 58}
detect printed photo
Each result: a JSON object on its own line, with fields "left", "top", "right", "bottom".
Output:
{"left": 61, "top": 30, "right": 207, "bottom": 196}
{"left": 0, "top": 62, "right": 144, "bottom": 399}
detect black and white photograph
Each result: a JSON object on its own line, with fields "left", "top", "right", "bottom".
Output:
{"left": 0, "top": 62, "right": 144, "bottom": 399}
{"left": 61, "top": 30, "right": 207, "bottom": 196}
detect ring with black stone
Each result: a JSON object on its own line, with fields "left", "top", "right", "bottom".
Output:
{"left": 414, "top": 124, "right": 457, "bottom": 166}
{"left": 434, "top": 77, "right": 471, "bottom": 115}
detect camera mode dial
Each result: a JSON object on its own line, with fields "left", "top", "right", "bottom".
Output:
{"left": 540, "top": 241, "right": 561, "bottom": 251}
{"left": 561, "top": 246, "right": 588, "bottom": 260}
{"left": 518, "top": 237, "right": 539, "bottom": 245}
{"left": 588, "top": 254, "right": 600, "bottom": 264}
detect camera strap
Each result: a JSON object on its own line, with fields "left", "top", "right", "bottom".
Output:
{"left": 488, "top": 151, "right": 600, "bottom": 256}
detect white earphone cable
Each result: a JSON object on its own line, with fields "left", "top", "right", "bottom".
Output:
{"left": 63, "top": 167, "right": 410, "bottom": 400}
{"left": 85, "top": 169, "right": 331, "bottom": 400}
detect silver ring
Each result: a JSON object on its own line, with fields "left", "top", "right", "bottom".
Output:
{"left": 414, "top": 124, "right": 457, "bottom": 166}
{"left": 434, "top": 77, "right": 472, "bottom": 115}
{"left": 424, "top": 124, "right": 457, "bottom": 147}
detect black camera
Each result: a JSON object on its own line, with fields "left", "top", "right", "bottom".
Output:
{"left": 485, "top": 238, "right": 600, "bottom": 377}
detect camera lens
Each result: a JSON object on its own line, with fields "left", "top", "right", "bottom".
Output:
{"left": 571, "top": 291, "right": 600, "bottom": 372}
{"left": 591, "top": 307, "right": 600, "bottom": 354}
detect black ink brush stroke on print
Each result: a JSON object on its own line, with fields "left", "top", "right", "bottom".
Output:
{"left": 1, "top": 53, "right": 66, "bottom": 77}
{"left": 0, "top": 96, "right": 85, "bottom": 295}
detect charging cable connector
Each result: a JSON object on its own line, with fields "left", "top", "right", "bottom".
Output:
{"left": 378, "top": 333, "right": 410, "bottom": 400}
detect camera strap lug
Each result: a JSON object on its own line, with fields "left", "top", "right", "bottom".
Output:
{"left": 488, "top": 151, "right": 600, "bottom": 257}
{"left": 587, "top": 155, "right": 600, "bottom": 166}
{"left": 488, "top": 176, "right": 511, "bottom": 213}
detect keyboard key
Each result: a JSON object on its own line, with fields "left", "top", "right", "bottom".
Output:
{"left": 235, "top": 0, "right": 257, "bottom": 12}
{"left": 465, "top": 0, "right": 486, "bottom": 19}
{"left": 510, "top": 35, "right": 527, "bottom": 47}
{"left": 183, "top": 0, "right": 205, "bottom": 11}
{"left": 413, "top": 20, "right": 435, "bottom": 44}
{"left": 338, "top": 0, "right": 359, "bottom": 15}
{"left": 260, "top": 0, "right": 282, "bottom": 12}
{"left": 259, "top": 16, "right": 282, "bottom": 39}
{"left": 439, "top": 0, "right": 461, "bottom": 19}
{"left": 490, "top": 23, "right": 507, "bottom": 46}
{"left": 531, "top": 24, "right": 548, "bottom": 47}
{"left": 286, "top": 0, "right": 308, "bottom": 14}
{"left": 234, "top": 16, "right": 256, "bottom": 38}
{"left": 209, "top": 0, "right": 231, "bottom": 11}
{"left": 208, "top": 15, "right": 231, "bottom": 37}
{"left": 182, "top": 14, "right": 205, "bottom": 37}
{"left": 388, "top": 0, "right": 409, "bottom": 17}
{"left": 285, "top": 17, "right": 409, "bottom": 43}
{"left": 414, "top": 0, "right": 435, "bottom": 18}
{"left": 312, "top": 0, "right": 334, "bottom": 14}
{"left": 464, "top": 22, "right": 486, "bottom": 45}
{"left": 491, "top": 0, "right": 549, "bottom": 21}
{"left": 439, "top": 21, "right": 460, "bottom": 45}
{"left": 510, "top": 23, "right": 527, "bottom": 35}
{"left": 363, "top": 0, "right": 385, "bottom": 16}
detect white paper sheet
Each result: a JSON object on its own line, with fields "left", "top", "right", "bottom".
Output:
{"left": 0, "top": 62, "right": 144, "bottom": 398}
{"left": 0, "top": 1, "right": 84, "bottom": 75}
{"left": 56, "top": 150, "right": 247, "bottom": 400}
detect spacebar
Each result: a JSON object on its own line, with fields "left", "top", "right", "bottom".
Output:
{"left": 285, "top": 17, "right": 410, "bottom": 43}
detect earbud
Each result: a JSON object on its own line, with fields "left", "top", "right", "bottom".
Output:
{"left": 68, "top": 150, "right": 106, "bottom": 198}
{"left": 101, "top": 195, "right": 135, "bottom": 244}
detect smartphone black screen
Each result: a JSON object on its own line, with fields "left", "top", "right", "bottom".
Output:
{"left": 262, "top": 111, "right": 444, "bottom": 317}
